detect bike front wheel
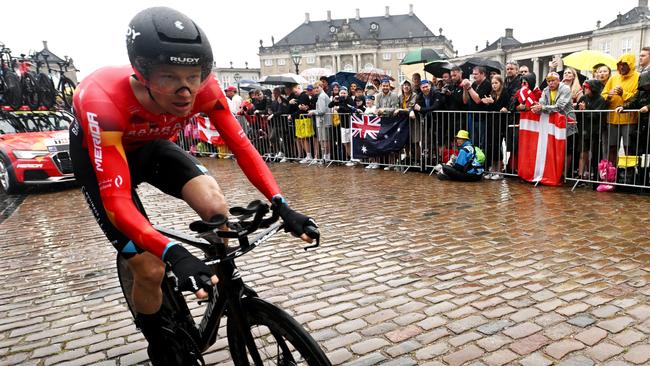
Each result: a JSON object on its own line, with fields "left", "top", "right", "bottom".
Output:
{"left": 227, "top": 297, "right": 331, "bottom": 366}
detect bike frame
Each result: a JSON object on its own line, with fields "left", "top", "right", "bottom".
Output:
{"left": 153, "top": 221, "right": 285, "bottom": 363}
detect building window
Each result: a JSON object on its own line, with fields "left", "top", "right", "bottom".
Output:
{"left": 343, "top": 63, "right": 354, "bottom": 72}
{"left": 397, "top": 52, "right": 406, "bottom": 61}
{"left": 324, "top": 65, "right": 333, "bottom": 73}
{"left": 264, "top": 59, "right": 273, "bottom": 66}
{"left": 277, "top": 58, "right": 286, "bottom": 66}
{"left": 622, "top": 38, "right": 633, "bottom": 54}
{"left": 600, "top": 41, "right": 611, "bottom": 55}
{"left": 306, "top": 56, "right": 316, "bottom": 64}
{"left": 363, "top": 63, "right": 374, "bottom": 69}
{"left": 382, "top": 53, "right": 392, "bottom": 61}
{"left": 398, "top": 69, "right": 406, "bottom": 84}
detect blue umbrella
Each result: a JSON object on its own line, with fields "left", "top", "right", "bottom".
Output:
{"left": 327, "top": 71, "right": 365, "bottom": 90}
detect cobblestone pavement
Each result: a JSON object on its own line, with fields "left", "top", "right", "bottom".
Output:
{"left": 1, "top": 159, "right": 650, "bottom": 366}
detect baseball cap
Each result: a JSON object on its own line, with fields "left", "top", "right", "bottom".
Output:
{"left": 420, "top": 79, "right": 430, "bottom": 85}
{"left": 225, "top": 85, "right": 237, "bottom": 92}
{"left": 306, "top": 84, "right": 314, "bottom": 91}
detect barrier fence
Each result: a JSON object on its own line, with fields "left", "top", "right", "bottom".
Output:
{"left": 175, "top": 110, "right": 650, "bottom": 191}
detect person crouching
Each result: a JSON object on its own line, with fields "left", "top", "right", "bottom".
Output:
{"left": 436, "top": 130, "right": 485, "bottom": 181}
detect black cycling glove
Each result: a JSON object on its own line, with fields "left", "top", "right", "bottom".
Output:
{"left": 272, "top": 196, "right": 319, "bottom": 239}
{"left": 163, "top": 244, "right": 213, "bottom": 293}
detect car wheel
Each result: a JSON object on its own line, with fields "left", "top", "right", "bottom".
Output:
{"left": 0, "top": 155, "right": 20, "bottom": 194}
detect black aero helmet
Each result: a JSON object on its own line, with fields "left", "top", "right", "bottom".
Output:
{"left": 126, "top": 7, "right": 213, "bottom": 82}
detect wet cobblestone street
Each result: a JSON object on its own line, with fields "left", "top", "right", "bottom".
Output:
{"left": 1, "top": 159, "right": 650, "bottom": 365}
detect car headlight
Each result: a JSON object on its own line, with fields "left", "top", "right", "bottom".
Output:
{"left": 12, "top": 150, "right": 50, "bottom": 159}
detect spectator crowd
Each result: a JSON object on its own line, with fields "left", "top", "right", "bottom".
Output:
{"left": 212, "top": 47, "right": 650, "bottom": 187}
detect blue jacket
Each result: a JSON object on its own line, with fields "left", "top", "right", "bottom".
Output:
{"left": 453, "top": 140, "right": 484, "bottom": 175}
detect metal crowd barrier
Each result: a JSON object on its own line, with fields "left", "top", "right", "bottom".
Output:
{"left": 175, "top": 110, "right": 650, "bottom": 191}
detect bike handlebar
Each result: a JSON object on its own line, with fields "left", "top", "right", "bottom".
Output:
{"left": 187, "top": 200, "right": 320, "bottom": 263}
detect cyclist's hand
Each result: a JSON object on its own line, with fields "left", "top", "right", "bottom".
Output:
{"left": 164, "top": 244, "right": 218, "bottom": 299}
{"left": 272, "top": 196, "right": 319, "bottom": 243}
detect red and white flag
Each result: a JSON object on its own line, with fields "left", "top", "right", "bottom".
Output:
{"left": 517, "top": 111, "right": 568, "bottom": 186}
{"left": 196, "top": 115, "right": 224, "bottom": 145}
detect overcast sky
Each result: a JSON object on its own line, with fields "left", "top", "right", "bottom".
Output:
{"left": 0, "top": 0, "right": 641, "bottom": 80}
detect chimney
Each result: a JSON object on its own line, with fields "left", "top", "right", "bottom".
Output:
{"left": 505, "top": 28, "right": 513, "bottom": 38}
{"left": 596, "top": 20, "right": 601, "bottom": 29}
{"left": 640, "top": 0, "right": 648, "bottom": 8}
{"left": 327, "top": 10, "right": 332, "bottom": 22}
{"left": 42, "top": 40, "right": 49, "bottom": 50}
{"left": 355, "top": 9, "right": 360, "bottom": 20}
{"left": 409, "top": 4, "right": 414, "bottom": 16}
{"left": 385, "top": 6, "right": 390, "bottom": 18}
{"left": 304, "top": 12, "right": 310, "bottom": 24}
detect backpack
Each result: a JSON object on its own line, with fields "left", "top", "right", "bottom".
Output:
{"left": 474, "top": 146, "right": 486, "bottom": 166}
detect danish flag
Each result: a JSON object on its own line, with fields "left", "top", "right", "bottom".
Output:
{"left": 517, "top": 111, "right": 570, "bottom": 186}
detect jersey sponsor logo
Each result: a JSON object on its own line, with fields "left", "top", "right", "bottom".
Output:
{"left": 126, "top": 26, "right": 141, "bottom": 42}
{"left": 98, "top": 178, "right": 112, "bottom": 191}
{"left": 174, "top": 20, "right": 184, "bottom": 30}
{"left": 169, "top": 56, "right": 200, "bottom": 65}
{"left": 87, "top": 112, "right": 103, "bottom": 172}
{"left": 125, "top": 122, "right": 183, "bottom": 138}
{"left": 114, "top": 175, "right": 123, "bottom": 188}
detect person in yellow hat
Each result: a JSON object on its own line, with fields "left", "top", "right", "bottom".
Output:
{"left": 436, "top": 129, "right": 485, "bottom": 181}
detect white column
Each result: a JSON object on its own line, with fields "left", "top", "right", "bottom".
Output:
{"left": 331, "top": 55, "right": 336, "bottom": 71}
{"left": 373, "top": 53, "right": 377, "bottom": 69}
{"left": 336, "top": 54, "right": 342, "bottom": 72}
{"left": 532, "top": 57, "right": 540, "bottom": 85}
{"left": 353, "top": 54, "right": 358, "bottom": 71}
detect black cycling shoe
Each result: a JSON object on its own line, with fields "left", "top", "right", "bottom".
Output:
{"left": 137, "top": 312, "right": 204, "bottom": 366}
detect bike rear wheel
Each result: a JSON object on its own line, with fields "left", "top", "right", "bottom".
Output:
{"left": 21, "top": 72, "right": 39, "bottom": 110}
{"left": 36, "top": 73, "right": 55, "bottom": 109}
{"left": 227, "top": 297, "right": 331, "bottom": 366}
{"left": 58, "top": 76, "right": 76, "bottom": 110}
{"left": 2, "top": 72, "right": 22, "bottom": 109}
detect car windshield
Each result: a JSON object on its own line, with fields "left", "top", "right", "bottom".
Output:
{"left": 0, "top": 111, "right": 73, "bottom": 135}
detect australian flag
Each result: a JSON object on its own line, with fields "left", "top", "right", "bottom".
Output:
{"left": 351, "top": 113, "right": 410, "bottom": 159}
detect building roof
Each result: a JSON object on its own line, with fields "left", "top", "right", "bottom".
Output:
{"left": 481, "top": 36, "right": 521, "bottom": 52}
{"left": 274, "top": 14, "right": 436, "bottom": 46}
{"left": 602, "top": 6, "right": 650, "bottom": 29}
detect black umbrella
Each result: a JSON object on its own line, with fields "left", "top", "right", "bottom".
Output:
{"left": 424, "top": 60, "right": 456, "bottom": 78}
{"left": 459, "top": 57, "right": 504, "bottom": 77}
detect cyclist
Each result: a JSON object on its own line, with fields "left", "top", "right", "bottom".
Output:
{"left": 69, "top": 7, "right": 318, "bottom": 364}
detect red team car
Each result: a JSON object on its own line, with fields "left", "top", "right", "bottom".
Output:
{"left": 0, "top": 110, "right": 76, "bottom": 193}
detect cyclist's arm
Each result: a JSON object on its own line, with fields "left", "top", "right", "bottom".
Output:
{"left": 81, "top": 102, "right": 171, "bottom": 259}
{"left": 205, "top": 91, "right": 282, "bottom": 201}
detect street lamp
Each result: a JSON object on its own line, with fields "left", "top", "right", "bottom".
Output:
{"left": 233, "top": 72, "right": 241, "bottom": 94}
{"left": 291, "top": 49, "right": 302, "bottom": 75}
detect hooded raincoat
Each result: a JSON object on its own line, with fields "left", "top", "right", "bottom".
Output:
{"left": 602, "top": 53, "right": 640, "bottom": 125}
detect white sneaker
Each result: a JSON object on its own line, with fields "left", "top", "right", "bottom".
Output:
{"left": 365, "top": 164, "right": 373, "bottom": 169}
{"left": 384, "top": 166, "right": 392, "bottom": 171}
{"left": 491, "top": 173, "right": 503, "bottom": 180}
{"left": 345, "top": 161, "right": 355, "bottom": 167}
{"left": 371, "top": 163, "right": 380, "bottom": 169}
{"left": 299, "top": 157, "right": 310, "bottom": 164}
{"left": 483, "top": 173, "right": 493, "bottom": 180}
{"left": 280, "top": 157, "right": 288, "bottom": 163}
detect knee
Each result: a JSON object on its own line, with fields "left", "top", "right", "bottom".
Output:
{"left": 132, "top": 261, "right": 165, "bottom": 288}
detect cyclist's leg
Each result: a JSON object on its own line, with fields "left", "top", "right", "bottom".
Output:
{"left": 130, "top": 139, "right": 229, "bottom": 221}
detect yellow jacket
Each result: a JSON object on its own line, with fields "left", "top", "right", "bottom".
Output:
{"left": 602, "top": 53, "right": 639, "bottom": 124}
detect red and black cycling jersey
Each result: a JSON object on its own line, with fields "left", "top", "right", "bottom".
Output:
{"left": 73, "top": 65, "right": 281, "bottom": 258}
